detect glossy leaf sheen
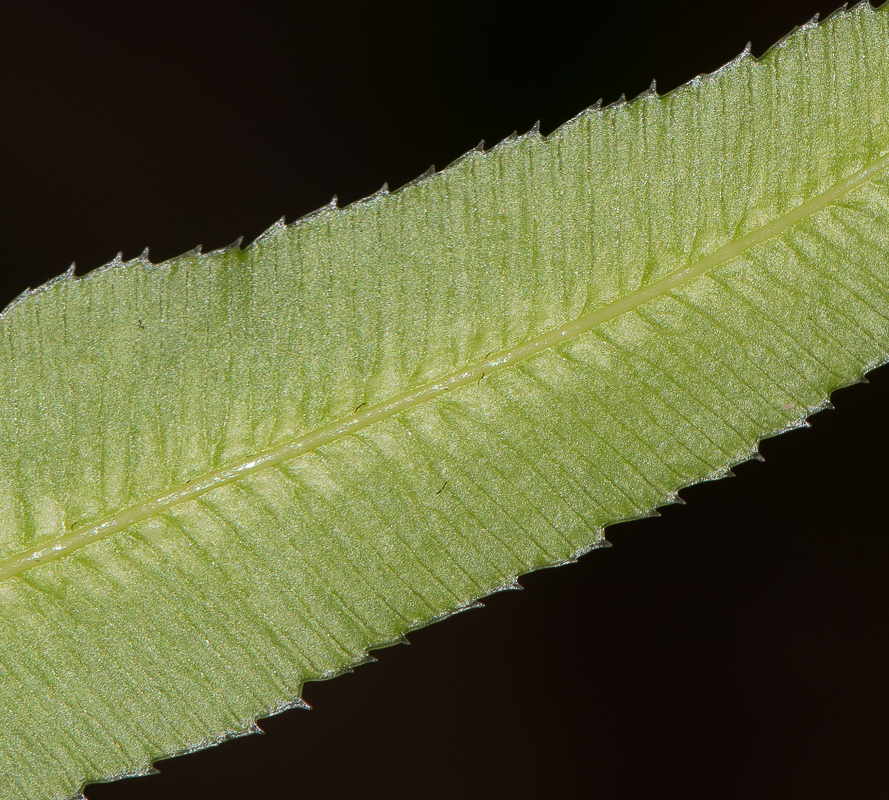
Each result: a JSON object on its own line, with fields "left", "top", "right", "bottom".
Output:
{"left": 3, "top": 5, "right": 889, "bottom": 797}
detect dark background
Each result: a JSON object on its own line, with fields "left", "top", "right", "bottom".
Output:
{"left": 1, "top": 1, "right": 887, "bottom": 798}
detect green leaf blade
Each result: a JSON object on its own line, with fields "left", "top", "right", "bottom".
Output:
{"left": 3, "top": 4, "right": 889, "bottom": 797}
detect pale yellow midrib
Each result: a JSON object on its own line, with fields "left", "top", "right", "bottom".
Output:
{"left": 1, "top": 151, "right": 887, "bottom": 582}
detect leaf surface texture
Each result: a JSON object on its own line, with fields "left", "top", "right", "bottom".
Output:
{"left": 3, "top": 5, "right": 889, "bottom": 797}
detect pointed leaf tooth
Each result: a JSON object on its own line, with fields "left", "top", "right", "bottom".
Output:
{"left": 555, "top": 99, "right": 602, "bottom": 134}
{"left": 294, "top": 200, "right": 335, "bottom": 225}
{"left": 6, "top": 286, "right": 33, "bottom": 311}
{"left": 270, "top": 696, "right": 311, "bottom": 713}
{"left": 492, "top": 577, "right": 523, "bottom": 593}
{"left": 208, "top": 236, "right": 243, "bottom": 255}
{"left": 355, "top": 182, "right": 390, "bottom": 206}
{"left": 633, "top": 82, "right": 658, "bottom": 102}
{"left": 446, "top": 141, "right": 490, "bottom": 170}
{"left": 396, "top": 165, "right": 436, "bottom": 193}
{"left": 825, "top": 3, "right": 849, "bottom": 21}
{"left": 179, "top": 244, "right": 202, "bottom": 258}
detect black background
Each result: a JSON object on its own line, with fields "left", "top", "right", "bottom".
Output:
{"left": 1, "top": 1, "right": 888, "bottom": 798}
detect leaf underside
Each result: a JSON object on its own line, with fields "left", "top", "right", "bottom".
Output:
{"left": 3, "top": 4, "right": 889, "bottom": 797}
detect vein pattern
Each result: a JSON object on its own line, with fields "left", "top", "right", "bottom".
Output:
{"left": 1, "top": 146, "right": 888, "bottom": 582}
{"left": 2, "top": 5, "right": 889, "bottom": 798}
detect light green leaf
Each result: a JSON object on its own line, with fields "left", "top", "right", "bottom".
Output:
{"left": 3, "top": 4, "right": 889, "bottom": 797}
